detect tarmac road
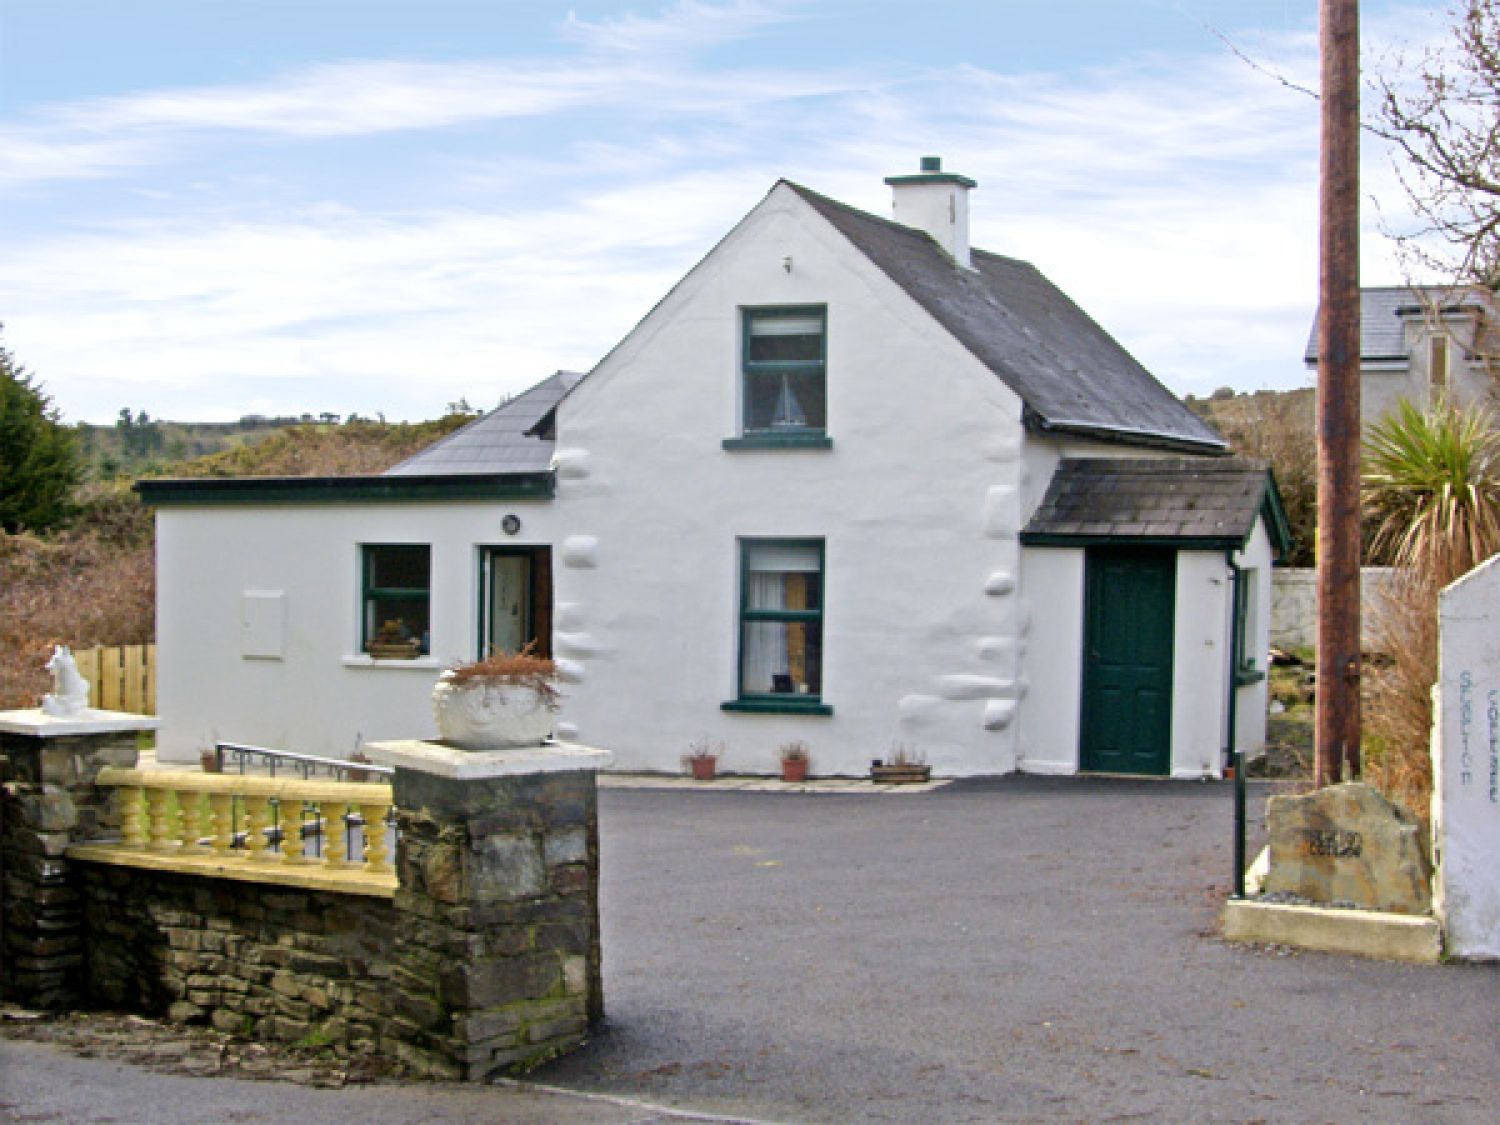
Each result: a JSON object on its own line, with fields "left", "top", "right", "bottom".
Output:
{"left": 536, "top": 776, "right": 1499, "bottom": 1123}
{"left": 4, "top": 776, "right": 1497, "bottom": 1123}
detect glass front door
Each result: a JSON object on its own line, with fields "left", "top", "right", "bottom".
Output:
{"left": 480, "top": 547, "right": 551, "bottom": 658}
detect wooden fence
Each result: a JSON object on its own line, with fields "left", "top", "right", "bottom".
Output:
{"left": 73, "top": 644, "right": 157, "bottom": 715}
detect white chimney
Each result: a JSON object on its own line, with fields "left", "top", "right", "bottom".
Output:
{"left": 885, "top": 155, "right": 976, "bottom": 269}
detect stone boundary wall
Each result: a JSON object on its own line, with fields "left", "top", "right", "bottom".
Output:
{"left": 80, "top": 868, "right": 397, "bottom": 1046}
{"left": 1, "top": 713, "right": 608, "bottom": 1081}
{"left": 1271, "top": 567, "right": 1397, "bottom": 651}
{"left": 0, "top": 723, "right": 142, "bottom": 1008}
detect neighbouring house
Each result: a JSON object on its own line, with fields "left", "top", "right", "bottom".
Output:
{"left": 1303, "top": 285, "right": 1498, "bottom": 425}
{"left": 141, "top": 158, "right": 1289, "bottom": 779}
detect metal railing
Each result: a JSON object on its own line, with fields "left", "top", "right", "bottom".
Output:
{"left": 213, "top": 740, "right": 393, "bottom": 781}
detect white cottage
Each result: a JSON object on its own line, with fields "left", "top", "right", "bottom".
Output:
{"left": 142, "top": 159, "right": 1290, "bottom": 778}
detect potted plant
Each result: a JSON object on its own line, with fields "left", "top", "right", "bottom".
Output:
{"left": 366, "top": 618, "right": 422, "bottom": 660}
{"left": 870, "top": 743, "right": 930, "bottom": 784}
{"left": 779, "top": 740, "right": 810, "bottom": 782}
{"left": 431, "top": 646, "right": 559, "bottom": 750}
{"left": 687, "top": 739, "right": 723, "bottom": 781}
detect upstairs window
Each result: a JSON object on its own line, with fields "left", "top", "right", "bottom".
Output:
{"left": 743, "top": 307, "right": 826, "bottom": 436}
{"left": 362, "top": 544, "right": 430, "bottom": 657}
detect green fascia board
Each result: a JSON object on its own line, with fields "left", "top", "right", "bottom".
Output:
{"left": 135, "top": 472, "right": 555, "bottom": 507}
{"left": 723, "top": 433, "right": 833, "bottom": 451}
{"left": 721, "top": 699, "right": 834, "bottom": 717}
{"left": 882, "top": 172, "right": 977, "bottom": 188}
{"left": 1260, "top": 473, "right": 1295, "bottom": 559}
{"left": 1020, "top": 533, "right": 1246, "bottom": 550}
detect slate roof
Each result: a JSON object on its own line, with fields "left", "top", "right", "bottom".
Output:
{"left": 384, "top": 371, "right": 582, "bottom": 477}
{"left": 785, "top": 182, "right": 1227, "bottom": 453}
{"left": 1303, "top": 285, "right": 1496, "bottom": 364}
{"left": 1021, "top": 457, "right": 1290, "bottom": 555}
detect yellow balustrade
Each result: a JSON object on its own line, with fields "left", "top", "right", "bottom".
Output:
{"left": 70, "top": 768, "right": 397, "bottom": 898}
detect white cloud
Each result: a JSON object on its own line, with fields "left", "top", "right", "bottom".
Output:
{"left": 562, "top": 0, "right": 797, "bottom": 55}
{"left": 0, "top": 1, "right": 1461, "bottom": 420}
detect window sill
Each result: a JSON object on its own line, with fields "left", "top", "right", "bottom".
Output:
{"left": 721, "top": 698, "right": 834, "bottom": 716}
{"left": 722, "top": 433, "right": 833, "bottom": 451}
{"left": 342, "top": 655, "right": 444, "bottom": 671}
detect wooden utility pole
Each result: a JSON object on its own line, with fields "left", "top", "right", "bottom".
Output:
{"left": 1316, "top": 0, "right": 1363, "bottom": 785}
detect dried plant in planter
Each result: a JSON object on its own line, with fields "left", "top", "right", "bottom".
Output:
{"left": 779, "top": 740, "right": 809, "bottom": 762}
{"left": 443, "top": 646, "right": 559, "bottom": 709}
{"left": 433, "top": 644, "right": 560, "bottom": 750}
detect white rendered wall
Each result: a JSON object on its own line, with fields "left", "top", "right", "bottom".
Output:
{"left": 551, "top": 183, "right": 1027, "bottom": 777}
{"left": 1232, "top": 525, "right": 1274, "bottom": 763}
{"left": 154, "top": 500, "right": 559, "bottom": 762}
{"left": 1170, "top": 552, "right": 1231, "bottom": 778}
{"left": 1017, "top": 526, "right": 1274, "bottom": 779}
{"left": 888, "top": 181, "right": 971, "bottom": 268}
{"left": 1434, "top": 553, "right": 1500, "bottom": 959}
{"left": 1014, "top": 546, "right": 1084, "bottom": 774}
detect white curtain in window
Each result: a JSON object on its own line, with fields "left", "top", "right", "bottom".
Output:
{"left": 743, "top": 573, "right": 786, "bottom": 691}
{"left": 741, "top": 544, "right": 817, "bottom": 693}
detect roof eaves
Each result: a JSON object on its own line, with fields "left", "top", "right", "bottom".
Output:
{"left": 135, "top": 472, "right": 555, "bottom": 507}
{"left": 1023, "top": 408, "right": 1229, "bottom": 455}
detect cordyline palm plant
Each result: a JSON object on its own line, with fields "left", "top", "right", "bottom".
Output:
{"left": 1361, "top": 397, "right": 1500, "bottom": 819}
{"left": 1363, "top": 397, "right": 1500, "bottom": 585}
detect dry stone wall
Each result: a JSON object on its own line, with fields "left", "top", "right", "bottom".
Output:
{"left": 80, "top": 868, "right": 396, "bottom": 1048}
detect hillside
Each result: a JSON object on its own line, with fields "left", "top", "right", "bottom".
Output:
{"left": 1187, "top": 386, "right": 1317, "bottom": 566}
{"left": 1, "top": 412, "right": 476, "bottom": 709}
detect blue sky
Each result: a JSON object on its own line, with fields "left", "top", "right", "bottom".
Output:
{"left": 0, "top": 1, "right": 1448, "bottom": 423}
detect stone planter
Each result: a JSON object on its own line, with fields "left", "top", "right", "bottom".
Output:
{"left": 431, "top": 678, "right": 554, "bottom": 750}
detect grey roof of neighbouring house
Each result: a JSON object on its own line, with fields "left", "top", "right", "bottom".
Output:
{"left": 785, "top": 182, "right": 1227, "bottom": 453}
{"left": 1303, "top": 285, "right": 1497, "bottom": 364}
{"left": 1020, "top": 457, "right": 1291, "bottom": 555}
{"left": 384, "top": 371, "right": 583, "bottom": 476}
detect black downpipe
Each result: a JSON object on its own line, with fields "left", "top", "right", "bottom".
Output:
{"left": 1227, "top": 553, "right": 1247, "bottom": 898}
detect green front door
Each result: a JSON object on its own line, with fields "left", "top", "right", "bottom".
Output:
{"left": 1080, "top": 547, "right": 1176, "bottom": 776}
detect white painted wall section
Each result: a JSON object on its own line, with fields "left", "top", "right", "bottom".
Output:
{"left": 552, "top": 182, "right": 1026, "bottom": 777}
{"left": 1015, "top": 546, "right": 1084, "bottom": 774}
{"left": 154, "top": 499, "right": 561, "bottom": 762}
{"left": 1434, "top": 554, "right": 1500, "bottom": 959}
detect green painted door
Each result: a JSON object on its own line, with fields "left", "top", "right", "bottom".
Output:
{"left": 1081, "top": 547, "right": 1176, "bottom": 776}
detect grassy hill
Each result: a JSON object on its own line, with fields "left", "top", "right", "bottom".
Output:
{"left": 2, "top": 411, "right": 476, "bottom": 709}
{"left": 1187, "top": 387, "right": 1317, "bottom": 567}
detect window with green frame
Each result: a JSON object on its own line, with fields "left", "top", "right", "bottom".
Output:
{"left": 742, "top": 307, "right": 826, "bottom": 436}
{"left": 1234, "top": 566, "right": 1264, "bottom": 684}
{"left": 361, "top": 544, "right": 431, "bottom": 656}
{"left": 725, "top": 539, "right": 830, "bottom": 714}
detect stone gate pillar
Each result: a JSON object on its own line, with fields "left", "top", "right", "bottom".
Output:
{"left": 1434, "top": 555, "right": 1500, "bottom": 959}
{"left": 366, "top": 739, "right": 611, "bottom": 1080}
{"left": 0, "top": 709, "right": 157, "bottom": 1008}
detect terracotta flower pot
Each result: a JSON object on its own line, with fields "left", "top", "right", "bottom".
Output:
{"left": 781, "top": 758, "right": 809, "bottom": 782}
{"left": 690, "top": 756, "right": 718, "bottom": 781}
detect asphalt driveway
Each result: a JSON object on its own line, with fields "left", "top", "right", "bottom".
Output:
{"left": 536, "top": 776, "right": 1499, "bottom": 1123}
